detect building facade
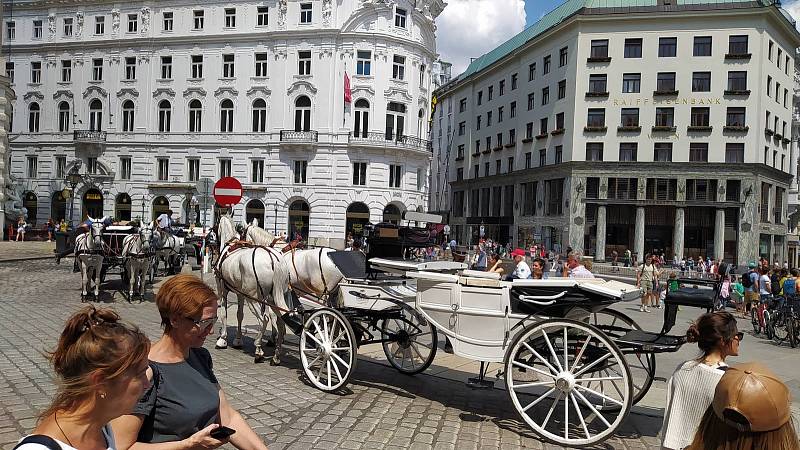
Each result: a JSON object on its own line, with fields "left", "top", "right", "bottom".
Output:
{"left": 4, "top": 0, "right": 444, "bottom": 247}
{"left": 435, "top": 0, "right": 800, "bottom": 266}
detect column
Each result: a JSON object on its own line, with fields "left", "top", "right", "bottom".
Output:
{"left": 714, "top": 208, "right": 725, "bottom": 261}
{"left": 634, "top": 206, "right": 645, "bottom": 263}
{"left": 595, "top": 205, "right": 607, "bottom": 261}
{"left": 673, "top": 207, "right": 685, "bottom": 261}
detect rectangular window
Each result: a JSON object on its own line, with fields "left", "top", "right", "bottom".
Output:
{"left": 690, "top": 107, "right": 710, "bottom": 127}
{"left": 619, "top": 143, "right": 637, "bottom": 161}
{"left": 225, "top": 8, "right": 236, "bottom": 28}
{"left": 94, "top": 16, "right": 104, "bottom": 35}
{"left": 87, "top": 158, "right": 98, "bottom": 174}
{"left": 559, "top": 46, "right": 568, "bottom": 67}
{"left": 223, "top": 54, "right": 235, "bottom": 78}
{"left": 5, "top": 62, "right": 13, "bottom": 83}
{"left": 540, "top": 117, "right": 548, "bottom": 135}
{"left": 193, "top": 10, "right": 204, "bottom": 30}
{"left": 511, "top": 73, "right": 518, "bottom": 90}
{"left": 589, "top": 74, "right": 607, "bottom": 93}
{"left": 31, "top": 61, "right": 41, "bottom": 83}
{"left": 558, "top": 80, "right": 566, "bottom": 99}
{"left": 257, "top": 6, "right": 269, "bottom": 26}
{"left": 255, "top": 53, "right": 268, "bottom": 77}
{"left": 586, "top": 143, "right": 603, "bottom": 161}
{"left": 251, "top": 160, "right": 265, "bottom": 183}
{"left": 727, "top": 71, "right": 747, "bottom": 91}
{"left": 498, "top": 106, "right": 503, "bottom": 123}
{"left": 356, "top": 50, "right": 371, "bottom": 76}
{"left": 539, "top": 149, "right": 546, "bottom": 167}
{"left": 26, "top": 156, "right": 37, "bottom": 178}
{"left": 92, "top": 58, "right": 103, "bottom": 81}
{"left": 525, "top": 122, "right": 533, "bottom": 139}
{"left": 775, "top": 82, "right": 781, "bottom": 103}
{"left": 495, "top": 160, "right": 501, "bottom": 175}
{"left": 621, "top": 108, "right": 639, "bottom": 127}
{"left": 729, "top": 35, "right": 748, "bottom": 54}
{"left": 353, "top": 162, "right": 367, "bottom": 185}
{"left": 726, "top": 107, "right": 746, "bottom": 127}
{"left": 507, "top": 157, "right": 514, "bottom": 173}
{"left": 496, "top": 132, "right": 503, "bottom": 147}
{"left": 157, "top": 158, "right": 169, "bottom": 181}
{"left": 163, "top": 11, "right": 173, "bottom": 31}
{"left": 654, "top": 143, "right": 673, "bottom": 161}
{"left": 219, "top": 159, "right": 232, "bottom": 178}
{"left": 33, "top": 20, "right": 42, "bottom": 39}
{"left": 543, "top": 55, "right": 551, "bottom": 75}
{"left": 161, "top": 56, "right": 172, "bottom": 79}
{"left": 63, "top": 18, "right": 73, "bottom": 36}
{"left": 191, "top": 55, "right": 203, "bottom": 79}
{"left": 624, "top": 38, "right": 643, "bottom": 58}
{"left": 590, "top": 39, "right": 609, "bottom": 58}
{"left": 475, "top": 140, "right": 480, "bottom": 153}
{"left": 555, "top": 145, "right": 563, "bottom": 164}
{"left": 294, "top": 160, "right": 308, "bottom": 184}
{"left": 486, "top": 136, "right": 491, "bottom": 150}
{"left": 56, "top": 156, "right": 66, "bottom": 179}
{"left": 392, "top": 55, "right": 405, "bottom": 80}
{"left": 555, "top": 112, "right": 564, "bottom": 130}
{"left": 6, "top": 21, "right": 16, "bottom": 41}
{"left": 61, "top": 60, "right": 71, "bottom": 82}
{"left": 527, "top": 93, "right": 535, "bottom": 110}
{"left": 477, "top": 91, "right": 483, "bottom": 105}
{"left": 458, "top": 121, "right": 465, "bottom": 136}
{"left": 300, "top": 3, "right": 313, "bottom": 23}
{"left": 528, "top": 62, "right": 536, "bottom": 81}
{"left": 689, "top": 143, "right": 709, "bottom": 162}
{"left": 657, "top": 72, "right": 676, "bottom": 91}
{"left": 499, "top": 80, "right": 505, "bottom": 96}
{"left": 587, "top": 108, "right": 605, "bottom": 127}
{"left": 693, "top": 36, "right": 712, "bottom": 56}
{"left": 692, "top": 72, "right": 711, "bottom": 92}
{"left": 525, "top": 152, "right": 532, "bottom": 169}
{"left": 456, "top": 168, "right": 463, "bottom": 181}
{"left": 655, "top": 107, "right": 674, "bottom": 127}
{"left": 459, "top": 98, "right": 467, "bottom": 113}
{"left": 457, "top": 144, "right": 465, "bottom": 159}
{"left": 487, "top": 111, "right": 492, "bottom": 126}
{"left": 509, "top": 128, "right": 516, "bottom": 144}
{"left": 476, "top": 116, "right": 481, "bottom": 130}
{"left": 541, "top": 87, "right": 549, "bottom": 105}
{"left": 395, "top": 8, "right": 407, "bottom": 28}
{"left": 622, "top": 73, "right": 641, "bottom": 93}
{"left": 769, "top": 41, "right": 774, "bottom": 61}
{"left": 488, "top": 86, "right": 493, "bottom": 101}
{"left": 127, "top": 14, "right": 138, "bottom": 33}
{"left": 510, "top": 102, "right": 516, "bottom": 118}
{"left": 659, "top": 37, "right": 677, "bottom": 57}
{"left": 187, "top": 159, "right": 200, "bottom": 182}
{"left": 389, "top": 164, "right": 402, "bottom": 188}
{"left": 125, "top": 57, "right": 136, "bottom": 80}
{"left": 725, "top": 143, "right": 744, "bottom": 163}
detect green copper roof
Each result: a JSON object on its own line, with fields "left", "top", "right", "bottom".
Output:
{"left": 457, "top": 0, "right": 782, "bottom": 81}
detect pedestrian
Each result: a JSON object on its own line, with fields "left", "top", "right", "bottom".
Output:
{"left": 687, "top": 362, "right": 798, "bottom": 450}
{"left": 741, "top": 261, "right": 759, "bottom": 316}
{"left": 111, "top": 275, "right": 269, "bottom": 450}
{"left": 624, "top": 248, "right": 632, "bottom": 267}
{"left": 506, "top": 249, "right": 531, "bottom": 280}
{"left": 611, "top": 250, "right": 619, "bottom": 272}
{"left": 531, "top": 258, "right": 546, "bottom": 279}
{"left": 661, "top": 311, "right": 742, "bottom": 450}
{"left": 718, "top": 274, "right": 732, "bottom": 310}
{"left": 637, "top": 254, "right": 658, "bottom": 312}
{"left": 46, "top": 218, "right": 55, "bottom": 242}
{"left": 16, "top": 216, "right": 27, "bottom": 242}
{"left": 566, "top": 256, "right": 594, "bottom": 279}
{"left": 14, "top": 306, "right": 150, "bottom": 450}
{"left": 473, "top": 243, "right": 487, "bottom": 271}
{"left": 731, "top": 275, "right": 745, "bottom": 318}
{"left": 487, "top": 253, "right": 504, "bottom": 276}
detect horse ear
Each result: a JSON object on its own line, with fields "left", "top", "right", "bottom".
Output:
{"left": 251, "top": 218, "right": 259, "bottom": 227}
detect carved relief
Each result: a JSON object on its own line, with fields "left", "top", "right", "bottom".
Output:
{"left": 287, "top": 80, "right": 318, "bottom": 97}
{"left": 83, "top": 86, "right": 108, "bottom": 99}
{"left": 152, "top": 88, "right": 176, "bottom": 99}
{"left": 214, "top": 87, "right": 239, "bottom": 98}
{"left": 53, "top": 90, "right": 74, "bottom": 100}
{"left": 75, "top": 12, "right": 84, "bottom": 37}
{"left": 111, "top": 9, "right": 120, "bottom": 35}
{"left": 278, "top": 0, "right": 287, "bottom": 29}
{"left": 322, "top": 0, "right": 332, "bottom": 27}
{"left": 246, "top": 86, "right": 272, "bottom": 98}
{"left": 141, "top": 7, "right": 151, "bottom": 33}
{"left": 116, "top": 88, "right": 139, "bottom": 99}
{"left": 48, "top": 14, "right": 56, "bottom": 40}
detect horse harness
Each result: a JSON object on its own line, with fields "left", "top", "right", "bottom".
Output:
{"left": 75, "top": 230, "right": 104, "bottom": 256}
{"left": 214, "top": 239, "right": 289, "bottom": 313}
{"left": 122, "top": 234, "right": 154, "bottom": 259}
{"left": 287, "top": 247, "right": 335, "bottom": 305}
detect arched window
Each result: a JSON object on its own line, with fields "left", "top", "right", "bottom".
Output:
{"left": 417, "top": 108, "right": 425, "bottom": 138}
{"left": 158, "top": 100, "right": 171, "bottom": 132}
{"left": 294, "top": 96, "right": 311, "bottom": 132}
{"left": 245, "top": 199, "right": 265, "bottom": 226}
{"left": 58, "top": 101, "right": 70, "bottom": 132}
{"left": 385, "top": 102, "right": 406, "bottom": 140}
{"left": 345, "top": 202, "right": 370, "bottom": 240}
{"left": 152, "top": 196, "right": 170, "bottom": 221}
{"left": 122, "top": 100, "right": 135, "bottom": 132}
{"left": 28, "top": 102, "right": 40, "bottom": 133}
{"left": 288, "top": 199, "right": 310, "bottom": 241}
{"left": 353, "top": 99, "right": 369, "bottom": 138}
{"left": 23, "top": 192, "right": 38, "bottom": 224}
{"left": 115, "top": 193, "right": 132, "bottom": 221}
{"left": 89, "top": 99, "right": 103, "bottom": 131}
{"left": 252, "top": 99, "right": 267, "bottom": 132}
{"left": 220, "top": 99, "right": 234, "bottom": 132}
{"left": 383, "top": 203, "right": 402, "bottom": 225}
{"left": 188, "top": 99, "right": 202, "bottom": 132}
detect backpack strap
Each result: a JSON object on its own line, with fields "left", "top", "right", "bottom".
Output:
{"left": 13, "top": 435, "right": 63, "bottom": 450}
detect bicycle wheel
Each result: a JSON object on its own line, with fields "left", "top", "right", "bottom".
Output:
{"left": 772, "top": 310, "right": 789, "bottom": 344}
{"left": 764, "top": 310, "right": 774, "bottom": 340}
{"left": 750, "top": 307, "right": 760, "bottom": 334}
{"left": 789, "top": 316, "right": 798, "bottom": 349}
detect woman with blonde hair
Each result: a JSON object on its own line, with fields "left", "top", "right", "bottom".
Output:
{"left": 112, "top": 274, "right": 268, "bottom": 450}
{"left": 15, "top": 306, "right": 151, "bottom": 449}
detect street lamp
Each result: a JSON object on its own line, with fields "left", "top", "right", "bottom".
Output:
{"left": 65, "top": 168, "right": 83, "bottom": 229}
{"left": 273, "top": 201, "right": 278, "bottom": 235}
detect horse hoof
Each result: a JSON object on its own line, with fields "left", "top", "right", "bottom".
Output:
{"left": 270, "top": 357, "right": 281, "bottom": 366}
{"left": 254, "top": 355, "right": 265, "bottom": 364}
{"left": 215, "top": 338, "right": 228, "bottom": 349}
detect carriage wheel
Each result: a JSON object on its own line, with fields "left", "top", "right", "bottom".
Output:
{"left": 299, "top": 308, "right": 357, "bottom": 392}
{"left": 380, "top": 307, "right": 438, "bottom": 375}
{"left": 504, "top": 318, "right": 632, "bottom": 447}
{"left": 589, "top": 308, "right": 655, "bottom": 408}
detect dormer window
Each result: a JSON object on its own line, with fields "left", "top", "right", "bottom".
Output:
{"left": 395, "top": 8, "right": 407, "bottom": 28}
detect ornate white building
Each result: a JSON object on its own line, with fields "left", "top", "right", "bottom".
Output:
{"left": 4, "top": 0, "right": 445, "bottom": 247}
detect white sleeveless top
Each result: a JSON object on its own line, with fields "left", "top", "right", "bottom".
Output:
{"left": 16, "top": 424, "right": 116, "bottom": 450}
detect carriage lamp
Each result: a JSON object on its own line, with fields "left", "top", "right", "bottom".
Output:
{"left": 273, "top": 201, "right": 278, "bottom": 235}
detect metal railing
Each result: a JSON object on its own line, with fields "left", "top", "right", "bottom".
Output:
{"left": 279, "top": 130, "right": 318, "bottom": 142}
{"left": 350, "top": 132, "right": 432, "bottom": 152}
{"left": 73, "top": 130, "right": 107, "bottom": 142}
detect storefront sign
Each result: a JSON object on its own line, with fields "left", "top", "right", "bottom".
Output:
{"left": 611, "top": 97, "right": 721, "bottom": 106}
{"left": 85, "top": 193, "right": 102, "bottom": 200}
{"left": 352, "top": 223, "right": 363, "bottom": 232}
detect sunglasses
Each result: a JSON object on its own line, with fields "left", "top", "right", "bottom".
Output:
{"left": 186, "top": 316, "right": 218, "bottom": 330}
{"left": 733, "top": 332, "right": 744, "bottom": 342}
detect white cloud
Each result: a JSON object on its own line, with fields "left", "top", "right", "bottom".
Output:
{"left": 435, "top": 0, "right": 527, "bottom": 76}
{"left": 785, "top": 0, "right": 800, "bottom": 27}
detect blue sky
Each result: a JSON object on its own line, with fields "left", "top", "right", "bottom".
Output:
{"left": 525, "top": 0, "right": 564, "bottom": 26}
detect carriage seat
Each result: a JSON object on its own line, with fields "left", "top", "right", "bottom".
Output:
{"left": 458, "top": 269, "right": 501, "bottom": 287}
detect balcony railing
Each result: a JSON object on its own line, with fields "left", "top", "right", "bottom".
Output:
{"left": 73, "top": 130, "right": 107, "bottom": 143}
{"left": 280, "top": 130, "right": 318, "bottom": 143}
{"left": 349, "top": 132, "right": 432, "bottom": 152}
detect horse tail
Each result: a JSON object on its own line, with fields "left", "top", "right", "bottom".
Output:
{"left": 271, "top": 249, "right": 291, "bottom": 312}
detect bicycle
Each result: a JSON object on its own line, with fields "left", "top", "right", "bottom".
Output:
{"left": 769, "top": 297, "right": 791, "bottom": 345}
{"left": 750, "top": 296, "right": 774, "bottom": 339}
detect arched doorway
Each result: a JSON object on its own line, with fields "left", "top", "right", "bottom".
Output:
{"left": 152, "top": 196, "right": 170, "bottom": 221}
{"left": 245, "top": 199, "right": 265, "bottom": 226}
{"left": 382, "top": 203, "right": 402, "bottom": 225}
{"left": 288, "top": 200, "right": 310, "bottom": 241}
{"left": 345, "top": 202, "right": 370, "bottom": 240}
{"left": 23, "top": 192, "right": 37, "bottom": 224}
{"left": 82, "top": 189, "right": 103, "bottom": 220}
{"left": 115, "top": 193, "right": 132, "bottom": 222}
{"left": 51, "top": 191, "right": 67, "bottom": 222}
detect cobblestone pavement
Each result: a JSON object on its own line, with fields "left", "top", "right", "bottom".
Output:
{"left": 0, "top": 241, "right": 56, "bottom": 261}
{"left": 0, "top": 260, "right": 669, "bottom": 449}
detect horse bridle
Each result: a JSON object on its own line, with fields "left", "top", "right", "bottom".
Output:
{"left": 76, "top": 225, "right": 104, "bottom": 255}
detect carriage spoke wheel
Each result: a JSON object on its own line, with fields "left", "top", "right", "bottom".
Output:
{"left": 380, "top": 308, "right": 438, "bottom": 375}
{"left": 505, "top": 319, "right": 632, "bottom": 447}
{"left": 299, "top": 308, "right": 357, "bottom": 392}
{"left": 589, "top": 308, "right": 655, "bottom": 409}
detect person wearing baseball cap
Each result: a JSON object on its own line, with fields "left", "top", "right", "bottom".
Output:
{"left": 687, "top": 362, "right": 798, "bottom": 450}
{"left": 507, "top": 248, "right": 531, "bottom": 280}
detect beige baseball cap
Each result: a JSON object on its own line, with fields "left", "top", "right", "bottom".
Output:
{"left": 712, "top": 362, "right": 791, "bottom": 432}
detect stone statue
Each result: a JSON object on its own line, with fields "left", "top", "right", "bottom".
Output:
{"left": 278, "top": 0, "right": 287, "bottom": 28}
{"left": 111, "top": 9, "right": 120, "bottom": 35}
{"left": 3, "top": 173, "right": 27, "bottom": 221}
{"left": 48, "top": 14, "right": 56, "bottom": 40}
{"left": 322, "top": 0, "right": 332, "bottom": 27}
{"left": 141, "top": 7, "right": 151, "bottom": 33}
{"left": 75, "top": 12, "right": 84, "bottom": 37}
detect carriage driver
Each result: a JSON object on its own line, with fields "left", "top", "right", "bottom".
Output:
{"left": 507, "top": 248, "right": 532, "bottom": 280}
{"left": 54, "top": 216, "right": 113, "bottom": 266}
{"left": 154, "top": 209, "right": 175, "bottom": 235}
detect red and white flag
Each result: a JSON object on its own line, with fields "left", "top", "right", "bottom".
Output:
{"left": 344, "top": 72, "right": 352, "bottom": 104}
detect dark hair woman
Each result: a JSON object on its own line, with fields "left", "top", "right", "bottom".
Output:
{"left": 15, "top": 306, "right": 151, "bottom": 450}
{"left": 660, "top": 311, "right": 742, "bottom": 450}
{"left": 111, "top": 274, "right": 268, "bottom": 450}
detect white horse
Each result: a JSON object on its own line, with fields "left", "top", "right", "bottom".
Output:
{"left": 75, "top": 217, "right": 105, "bottom": 301}
{"left": 122, "top": 225, "right": 155, "bottom": 301}
{"left": 214, "top": 215, "right": 291, "bottom": 364}
{"left": 153, "top": 228, "right": 182, "bottom": 275}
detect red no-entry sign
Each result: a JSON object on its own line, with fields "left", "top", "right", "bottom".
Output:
{"left": 213, "top": 177, "right": 243, "bottom": 206}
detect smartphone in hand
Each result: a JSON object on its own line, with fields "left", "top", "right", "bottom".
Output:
{"left": 210, "top": 425, "right": 236, "bottom": 440}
